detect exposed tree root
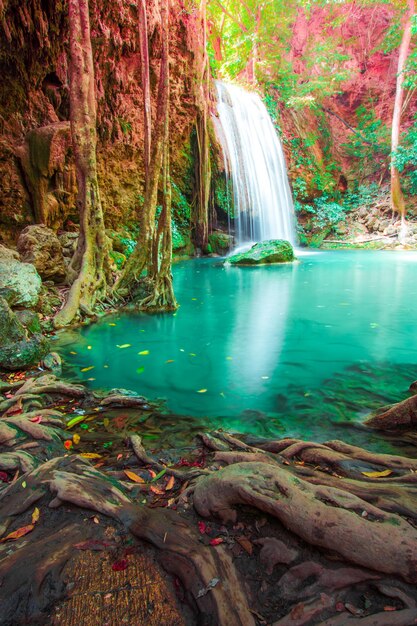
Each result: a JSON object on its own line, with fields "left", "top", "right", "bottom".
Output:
{"left": 2, "top": 377, "right": 417, "bottom": 624}
{"left": 365, "top": 393, "right": 417, "bottom": 430}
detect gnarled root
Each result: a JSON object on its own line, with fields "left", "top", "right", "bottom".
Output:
{"left": 193, "top": 461, "right": 417, "bottom": 583}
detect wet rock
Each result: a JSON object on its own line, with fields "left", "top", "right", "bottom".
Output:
{"left": 0, "top": 297, "right": 49, "bottom": 370}
{"left": 17, "top": 224, "right": 66, "bottom": 282}
{"left": 0, "top": 259, "right": 42, "bottom": 307}
{"left": 227, "top": 239, "right": 295, "bottom": 265}
{"left": 41, "top": 351, "right": 62, "bottom": 376}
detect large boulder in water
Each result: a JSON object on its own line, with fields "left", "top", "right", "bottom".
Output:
{"left": 227, "top": 239, "right": 295, "bottom": 265}
{"left": 17, "top": 224, "right": 66, "bottom": 282}
{"left": 0, "top": 297, "right": 50, "bottom": 370}
{"left": 0, "top": 259, "right": 42, "bottom": 307}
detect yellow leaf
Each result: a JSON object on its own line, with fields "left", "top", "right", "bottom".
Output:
{"left": 73, "top": 434, "right": 80, "bottom": 445}
{"left": 81, "top": 366, "right": 95, "bottom": 372}
{"left": 108, "top": 323, "right": 117, "bottom": 326}
{"left": 138, "top": 350, "right": 149, "bottom": 355}
{"left": 197, "top": 389, "right": 207, "bottom": 393}
{"left": 70, "top": 351, "right": 77, "bottom": 355}
{"left": 31, "top": 507, "right": 40, "bottom": 524}
{"left": 165, "top": 360, "right": 174, "bottom": 363}
{"left": 80, "top": 453, "right": 102, "bottom": 459}
{"left": 87, "top": 346, "right": 92, "bottom": 350}
{"left": 361, "top": 469, "right": 392, "bottom": 478}
{"left": 124, "top": 470, "right": 145, "bottom": 483}
{"left": 165, "top": 475, "right": 175, "bottom": 491}
{"left": 189, "top": 353, "right": 196, "bottom": 357}
{"left": 226, "top": 356, "right": 233, "bottom": 360}
{"left": 117, "top": 344, "right": 131, "bottom": 349}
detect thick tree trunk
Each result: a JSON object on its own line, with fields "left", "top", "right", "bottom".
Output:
{"left": 113, "top": 0, "right": 176, "bottom": 310}
{"left": 54, "top": 0, "right": 108, "bottom": 328}
{"left": 391, "top": 0, "right": 415, "bottom": 225}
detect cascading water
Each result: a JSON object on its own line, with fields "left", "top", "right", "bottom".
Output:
{"left": 215, "top": 81, "right": 295, "bottom": 246}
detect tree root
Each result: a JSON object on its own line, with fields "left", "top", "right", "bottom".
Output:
{"left": 365, "top": 394, "right": 417, "bottom": 430}
{"left": 192, "top": 461, "right": 417, "bottom": 583}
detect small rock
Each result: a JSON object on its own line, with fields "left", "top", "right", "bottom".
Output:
{"left": 0, "top": 244, "right": 20, "bottom": 261}
{"left": 0, "top": 259, "right": 42, "bottom": 307}
{"left": 41, "top": 351, "right": 62, "bottom": 376}
{"left": 17, "top": 224, "right": 66, "bottom": 282}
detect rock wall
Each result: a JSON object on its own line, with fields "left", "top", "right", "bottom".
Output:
{"left": 0, "top": 0, "right": 201, "bottom": 243}
{"left": 280, "top": 3, "right": 417, "bottom": 194}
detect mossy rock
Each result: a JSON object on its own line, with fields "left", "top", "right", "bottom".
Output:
{"left": 208, "top": 232, "right": 233, "bottom": 255}
{"left": 227, "top": 239, "right": 295, "bottom": 265}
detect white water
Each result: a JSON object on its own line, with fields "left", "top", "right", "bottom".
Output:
{"left": 215, "top": 81, "right": 296, "bottom": 246}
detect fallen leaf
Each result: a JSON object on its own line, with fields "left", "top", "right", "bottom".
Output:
{"left": 67, "top": 415, "right": 87, "bottom": 429}
{"left": 197, "top": 389, "right": 207, "bottom": 393}
{"left": 29, "top": 415, "right": 42, "bottom": 423}
{"left": 148, "top": 469, "right": 156, "bottom": 479}
{"left": 152, "top": 468, "right": 167, "bottom": 481}
{"left": 80, "top": 366, "right": 95, "bottom": 372}
{"left": 112, "top": 559, "right": 128, "bottom": 571}
{"left": 0, "top": 524, "right": 34, "bottom": 542}
{"left": 383, "top": 606, "right": 397, "bottom": 611}
{"left": 70, "top": 351, "right": 77, "bottom": 355}
{"left": 108, "top": 323, "right": 117, "bottom": 326}
{"left": 92, "top": 516, "right": 100, "bottom": 524}
{"left": 236, "top": 536, "right": 253, "bottom": 555}
{"left": 124, "top": 470, "right": 145, "bottom": 483}
{"left": 80, "top": 452, "right": 102, "bottom": 459}
{"left": 64, "top": 440, "right": 72, "bottom": 450}
{"left": 165, "top": 360, "right": 174, "bottom": 364}
{"left": 361, "top": 469, "right": 392, "bottom": 478}
{"left": 198, "top": 521, "right": 207, "bottom": 534}
{"left": 87, "top": 346, "right": 92, "bottom": 350}
{"left": 165, "top": 475, "right": 175, "bottom": 491}
{"left": 136, "top": 367, "right": 145, "bottom": 374}
{"left": 31, "top": 507, "right": 40, "bottom": 524}
{"left": 116, "top": 344, "right": 131, "bottom": 349}
{"left": 0, "top": 472, "right": 9, "bottom": 483}
{"left": 150, "top": 485, "right": 165, "bottom": 495}
{"left": 22, "top": 481, "right": 26, "bottom": 488}
{"left": 138, "top": 350, "right": 149, "bottom": 355}
{"left": 209, "top": 538, "right": 224, "bottom": 546}
{"left": 73, "top": 434, "right": 80, "bottom": 445}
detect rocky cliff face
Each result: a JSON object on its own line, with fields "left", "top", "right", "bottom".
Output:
{"left": 0, "top": 0, "right": 201, "bottom": 243}
{"left": 281, "top": 3, "right": 416, "bottom": 195}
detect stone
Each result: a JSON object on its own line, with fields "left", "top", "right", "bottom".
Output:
{"left": 15, "top": 310, "right": 42, "bottom": 334}
{"left": 16, "top": 122, "right": 77, "bottom": 229}
{"left": 41, "top": 351, "right": 62, "bottom": 376}
{"left": 0, "top": 259, "right": 42, "bottom": 307}
{"left": 208, "top": 231, "right": 233, "bottom": 255}
{"left": 17, "top": 224, "right": 66, "bottom": 282}
{"left": 0, "top": 297, "right": 50, "bottom": 370}
{"left": 0, "top": 244, "right": 20, "bottom": 261}
{"left": 227, "top": 239, "right": 295, "bottom": 265}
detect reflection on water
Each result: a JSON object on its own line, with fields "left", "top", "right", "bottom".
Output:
{"left": 56, "top": 251, "right": 417, "bottom": 450}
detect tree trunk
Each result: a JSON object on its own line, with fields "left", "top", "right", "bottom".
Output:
{"left": 54, "top": 0, "right": 109, "bottom": 328}
{"left": 191, "top": 0, "right": 211, "bottom": 252}
{"left": 391, "top": 0, "right": 415, "bottom": 225}
{"left": 113, "top": 0, "right": 176, "bottom": 311}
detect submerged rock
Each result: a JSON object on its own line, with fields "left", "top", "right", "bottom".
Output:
{"left": 0, "top": 259, "right": 42, "bottom": 307}
{"left": 0, "top": 297, "right": 49, "bottom": 370}
{"left": 17, "top": 224, "right": 66, "bottom": 282}
{"left": 227, "top": 239, "right": 295, "bottom": 265}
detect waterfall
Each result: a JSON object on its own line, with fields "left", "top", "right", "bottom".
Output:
{"left": 215, "top": 81, "right": 295, "bottom": 246}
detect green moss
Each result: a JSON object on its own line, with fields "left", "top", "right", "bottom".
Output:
{"left": 227, "top": 239, "right": 295, "bottom": 265}
{"left": 110, "top": 250, "right": 126, "bottom": 269}
{"left": 208, "top": 232, "right": 232, "bottom": 254}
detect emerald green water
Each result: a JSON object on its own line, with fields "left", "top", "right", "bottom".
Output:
{"left": 56, "top": 251, "right": 417, "bottom": 451}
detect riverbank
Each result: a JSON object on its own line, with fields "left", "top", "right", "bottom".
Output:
{"left": 2, "top": 364, "right": 417, "bottom": 625}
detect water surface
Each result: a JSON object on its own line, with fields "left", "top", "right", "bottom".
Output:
{"left": 56, "top": 251, "right": 417, "bottom": 451}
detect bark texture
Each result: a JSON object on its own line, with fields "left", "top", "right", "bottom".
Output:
{"left": 54, "top": 0, "right": 109, "bottom": 327}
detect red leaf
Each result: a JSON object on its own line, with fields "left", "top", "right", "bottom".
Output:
{"left": 112, "top": 559, "right": 128, "bottom": 571}
{"left": 29, "top": 415, "right": 42, "bottom": 423}
{"left": 0, "top": 472, "right": 9, "bottom": 483}
{"left": 198, "top": 521, "right": 207, "bottom": 534}
{"left": 209, "top": 538, "right": 224, "bottom": 546}
{"left": 384, "top": 607, "right": 397, "bottom": 612}
{"left": 0, "top": 524, "right": 34, "bottom": 542}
